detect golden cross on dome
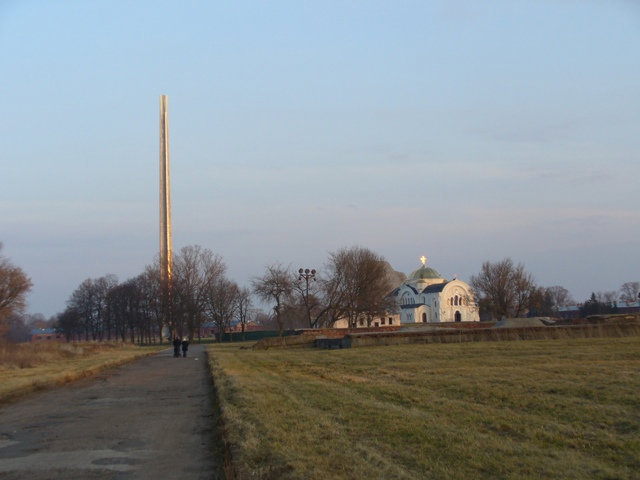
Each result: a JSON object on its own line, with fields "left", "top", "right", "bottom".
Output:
{"left": 420, "top": 255, "right": 427, "bottom": 266}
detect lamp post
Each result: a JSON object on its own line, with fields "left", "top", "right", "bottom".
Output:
{"left": 298, "top": 268, "right": 316, "bottom": 328}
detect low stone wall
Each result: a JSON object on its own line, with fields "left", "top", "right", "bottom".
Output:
{"left": 252, "top": 326, "right": 403, "bottom": 349}
{"left": 301, "top": 326, "right": 403, "bottom": 338}
{"left": 251, "top": 317, "right": 640, "bottom": 350}
{"left": 348, "top": 323, "right": 640, "bottom": 348}
{"left": 252, "top": 334, "right": 316, "bottom": 350}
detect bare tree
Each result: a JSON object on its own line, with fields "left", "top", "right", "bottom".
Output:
{"left": 527, "top": 286, "right": 553, "bottom": 317}
{"left": 292, "top": 269, "right": 341, "bottom": 329}
{"left": 545, "top": 286, "right": 575, "bottom": 311}
{"left": 106, "top": 277, "right": 151, "bottom": 343}
{"left": 107, "top": 268, "right": 164, "bottom": 344}
{"left": 94, "top": 275, "right": 118, "bottom": 340}
{"left": 234, "top": 287, "right": 252, "bottom": 340}
{"left": 205, "top": 277, "right": 239, "bottom": 342}
{"left": 57, "top": 306, "right": 82, "bottom": 341}
{"left": 0, "top": 244, "right": 33, "bottom": 336}
{"left": 172, "top": 245, "right": 226, "bottom": 340}
{"left": 5, "top": 313, "right": 31, "bottom": 342}
{"left": 140, "top": 263, "right": 166, "bottom": 342}
{"left": 598, "top": 291, "right": 618, "bottom": 307}
{"left": 471, "top": 258, "right": 537, "bottom": 319}
{"left": 106, "top": 281, "right": 133, "bottom": 342}
{"left": 326, "top": 246, "right": 396, "bottom": 327}
{"left": 252, "top": 264, "right": 293, "bottom": 336}
{"left": 72, "top": 270, "right": 163, "bottom": 345}
{"left": 279, "top": 302, "right": 309, "bottom": 330}
{"left": 512, "top": 266, "right": 536, "bottom": 318}
{"left": 253, "top": 309, "right": 276, "bottom": 330}
{"left": 619, "top": 281, "right": 640, "bottom": 304}
{"left": 315, "top": 273, "right": 348, "bottom": 328}
{"left": 24, "top": 313, "right": 48, "bottom": 329}
{"left": 67, "top": 275, "right": 117, "bottom": 341}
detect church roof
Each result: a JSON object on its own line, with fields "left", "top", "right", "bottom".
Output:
{"left": 422, "top": 282, "right": 448, "bottom": 294}
{"left": 31, "top": 328, "right": 57, "bottom": 335}
{"left": 408, "top": 265, "right": 443, "bottom": 282}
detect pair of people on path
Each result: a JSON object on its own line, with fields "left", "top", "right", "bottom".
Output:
{"left": 172, "top": 337, "right": 189, "bottom": 358}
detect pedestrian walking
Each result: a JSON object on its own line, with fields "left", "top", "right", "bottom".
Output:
{"left": 173, "top": 337, "right": 181, "bottom": 358}
{"left": 181, "top": 337, "right": 189, "bottom": 357}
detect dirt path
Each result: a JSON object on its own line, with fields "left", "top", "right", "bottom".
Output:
{"left": 0, "top": 344, "right": 223, "bottom": 479}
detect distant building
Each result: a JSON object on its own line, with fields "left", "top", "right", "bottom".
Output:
{"left": 557, "top": 301, "right": 640, "bottom": 320}
{"left": 199, "top": 321, "right": 263, "bottom": 337}
{"left": 556, "top": 305, "right": 581, "bottom": 320}
{"left": 392, "top": 259, "right": 479, "bottom": 324}
{"left": 334, "top": 257, "right": 480, "bottom": 328}
{"left": 619, "top": 301, "right": 640, "bottom": 314}
{"left": 30, "top": 328, "right": 65, "bottom": 342}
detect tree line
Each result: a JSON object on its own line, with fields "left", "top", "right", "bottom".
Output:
{"left": 48, "top": 245, "right": 397, "bottom": 342}
{"left": 2, "top": 241, "right": 639, "bottom": 343}
{"left": 48, "top": 245, "right": 400, "bottom": 342}
{"left": 470, "top": 258, "right": 640, "bottom": 320}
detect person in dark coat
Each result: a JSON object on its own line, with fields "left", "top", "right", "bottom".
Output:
{"left": 181, "top": 338, "right": 189, "bottom": 357}
{"left": 172, "top": 337, "right": 181, "bottom": 357}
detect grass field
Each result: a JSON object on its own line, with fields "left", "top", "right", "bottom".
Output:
{"left": 208, "top": 337, "right": 640, "bottom": 480}
{"left": 0, "top": 341, "right": 165, "bottom": 403}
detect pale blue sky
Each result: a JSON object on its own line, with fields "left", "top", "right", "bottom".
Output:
{"left": 1, "top": 0, "right": 639, "bottom": 317}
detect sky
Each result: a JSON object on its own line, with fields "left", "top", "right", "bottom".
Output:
{"left": 1, "top": 0, "right": 639, "bottom": 318}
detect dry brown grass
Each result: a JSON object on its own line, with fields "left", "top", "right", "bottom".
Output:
{"left": 0, "top": 341, "right": 164, "bottom": 403}
{"left": 209, "top": 336, "right": 640, "bottom": 480}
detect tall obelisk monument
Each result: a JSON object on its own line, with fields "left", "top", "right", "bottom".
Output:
{"left": 159, "top": 95, "right": 173, "bottom": 334}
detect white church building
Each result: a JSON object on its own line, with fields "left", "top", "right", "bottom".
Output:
{"left": 334, "top": 256, "right": 479, "bottom": 328}
{"left": 390, "top": 257, "right": 479, "bottom": 324}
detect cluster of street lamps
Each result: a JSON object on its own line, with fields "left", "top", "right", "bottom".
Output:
{"left": 298, "top": 268, "right": 316, "bottom": 328}
{"left": 298, "top": 268, "right": 316, "bottom": 284}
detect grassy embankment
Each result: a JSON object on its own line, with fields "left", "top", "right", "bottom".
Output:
{"left": 209, "top": 337, "right": 640, "bottom": 480}
{"left": 0, "top": 341, "right": 165, "bottom": 403}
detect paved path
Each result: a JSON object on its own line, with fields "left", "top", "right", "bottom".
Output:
{"left": 0, "top": 344, "right": 223, "bottom": 479}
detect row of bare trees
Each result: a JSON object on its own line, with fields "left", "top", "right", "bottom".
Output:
{"left": 52, "top": 251, "right": 640, "bottom": 340}
{"left": 170, "top": 245, "right": 252, "bottom": 341}
{"left": 55, "top": 246, "right": 253, "bottom": 343}
{"left": 252, "top": 246, "right": 399, "bottom": 333}
{"left": 470, "top": 258, "right": 640, "bottom": 320}
{"left": 57, "top": 268, "right": 164, "bottom": 343}
{"left": 4, "top": 240, "right": 640, "bottom": 343}
{"left": 470, "top": 258, "right": 583, "bottom": 319}
{"left": 52, "top": 244, "right": 397, "bottom": 342}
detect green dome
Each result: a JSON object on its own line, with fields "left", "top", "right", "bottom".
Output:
{"left": 408, "top": 266, "right": 442, "bottom": 281}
